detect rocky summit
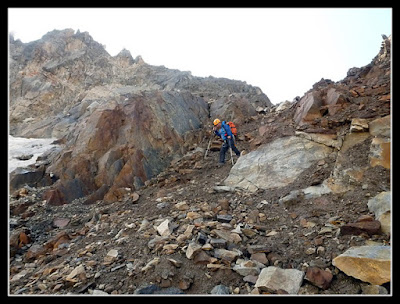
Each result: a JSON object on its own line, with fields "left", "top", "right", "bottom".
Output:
{"left": 9, "top": 30, "right": 391, "bottom": 295}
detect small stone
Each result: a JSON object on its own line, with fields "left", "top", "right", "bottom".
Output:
{"left": 202, "top": 243, "right": 213, "bottom": 251}
{"left": 247, "top": 245, "right": 271, "bottom": 254}
{"left": 179, "top": 278, "right": 192, "bottom": 290}
{"left": 107, "top": 249, "right": 118, "bottom": 258}
{"left": 186, "top": 242, "right": 202, "bottom": 259}
{"left": 196, "top": 232, "right": 208, "bottom": 245}
{"left": 243, "top": 275, "right": 259, "bottom": 284}
{"left": 131, "top": 192, "right": 140, "bottom": 203}
{"left": 193, "top": 250, "right": 212, "bottom": 265}
{"left": 186, "top": 211, "right": 202, "bottom": 220}
{"left": 53, "top": 217, "right": 70, "bottom": 228}
{"left": 255, "top": 266, "right": 304, "bottom": 294}
{"left": 317, "top": 246, "right": 325, "bottom": 255}
{"left": 175, "top": 201, "right": 189, "bottom": 211}
{"left": 210, "top": 238, "right": 226, "bottom": 248}
{"left": 340, "top": 220, "right": 381, "bottom": 236}
{"left": 361, "top": 284, "right": 388, "bottom": 294}
{"left": 157, "top": 219, "right": 173, "bottom": 236}
{"left": 216, "top": 214, "right": 233, "bottom": 223}
{"left": 218, "top": 198, "right": 230, "bottom": 210}
{"left": 266, "top": 230, "right": 278, "bottom": 237}
{"left": 92, "top": 289, "right": 109, "bottom": 295}
{"left": 66, "top": 264, "right": 85, "bottom": 281}
{"left": 141, "top": 257, "right": 160, "bottom": 273}
{"left": 210, "top": 284, "right": 230, "bottom": 294}
{"left": 233, "top": 260, "right": 260, "bottom": 276}
{"left": 213, "top": 248, "right": 240, "bottom": 263}
{"left": 167, "top": 258, "right": 182, "bottom": 268}
{"left": 305, "top": 267, "right": 333, "bottom": 290}
{"left": 251, "top": 252, "right": 268, "bottom": 265}
{"left": 305, "top": 247, "right": 316, "bottom": 255}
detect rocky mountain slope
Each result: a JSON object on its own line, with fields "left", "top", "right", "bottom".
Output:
{"left": 9, "top": 29, "right": 271, "bottom": 206}
{"left": 9, "top": 31, "right": 391, "bottom": 295}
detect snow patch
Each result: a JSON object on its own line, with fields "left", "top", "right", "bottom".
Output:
{"left": 8, "top": 135, "right": 58, "bottom": 173}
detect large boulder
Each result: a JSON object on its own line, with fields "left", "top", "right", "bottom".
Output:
{"left": 224, "top": 136, "right": 333, "bottom": 192}
{"left": 293, "top": 87, "right": 349, "bottom": 126}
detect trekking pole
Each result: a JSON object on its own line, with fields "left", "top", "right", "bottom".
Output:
{"left": 204, "top": 132, "right": 213, "bottom": 159}
{"left": 228, "top": 139, "right": 234, "bottom": 165}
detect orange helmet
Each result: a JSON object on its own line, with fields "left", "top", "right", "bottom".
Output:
{"left": 213, "top": 118, "right": 221, "bottom": 126}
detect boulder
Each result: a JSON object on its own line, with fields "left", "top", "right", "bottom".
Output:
{"left": 340, "top": 220, "right": 381, "bottom": 236}
{"left": 224, "top": 136, "right": 332, "bottom": 192}
{"left": 332, "top": 245, "right": 391, "bottom": 285}
{"left": 255, "top": 266, "right": 304, "bottom": 294}
{"left": 369, "top": 115, "right": 391, "bottom": 138}
{"left": 368, "top": 191, "right": 391, "bottom": 235}
{"left": 293, "top": 92, "right": 323, "bottom": 126}
{"left": 370, "top": 137, "right": 390, "bottom": 169}
{"left": 9, "top": 167, "right": 45, "bottom": 192}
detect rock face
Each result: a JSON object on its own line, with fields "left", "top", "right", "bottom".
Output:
{"left": 9, "top": 29, "right": 271, "bottom": 203}
{"left": 45, "top": 89, "right": 209, "bottom": 203}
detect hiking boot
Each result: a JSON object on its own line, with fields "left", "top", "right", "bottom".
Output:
{"left": 216, "top": 162, "right": 225, "bottom": 167}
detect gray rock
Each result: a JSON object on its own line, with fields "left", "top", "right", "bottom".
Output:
{"left": 224, "top": 136, "right": 332, "bottom": 192}
{"left": 9, "top": 166, "right": 45, "bottom": 192}
{"left": 367, "top": 191, "right": 391, "bottom": 235}
{"left": 216, "top": 214, "right": 233, "bottom": 223}
{"left": 134, "top": 284, "right": 161, "bottom": 294}
{"left": 367, "top": 191, "right": 391, "bottom": 219}
{"left": 210, "top": 284, "right": 231, "bottom": 294}
{"left": 255, "top": 266, "right": 304, "bottom": 294}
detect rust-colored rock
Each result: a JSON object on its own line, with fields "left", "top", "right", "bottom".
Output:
{"left": 305, "top": 267, "right": 333, "bottom": 290}
{"left": 340, "top": 220, "right": 381, "bottom": 236}
{"left": 43, "top": 188, "right": 67, "bottom": 206}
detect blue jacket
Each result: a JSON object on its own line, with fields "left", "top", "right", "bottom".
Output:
{"left": 214, "top": 121, "right": 233, "bottom": 141}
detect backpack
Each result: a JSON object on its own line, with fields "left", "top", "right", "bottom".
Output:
{"left": 227, "top": 121, "right": 238, "bottom": 137}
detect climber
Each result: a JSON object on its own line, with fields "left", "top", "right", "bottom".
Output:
{"left": 213, "top": 118, "right": 241, "bottom": 165}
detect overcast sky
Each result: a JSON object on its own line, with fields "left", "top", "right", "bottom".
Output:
{"left": 8, "top": 8, "right": 392, "bottom": 104}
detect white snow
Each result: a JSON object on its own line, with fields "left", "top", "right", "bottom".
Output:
{"left": 8, "top": 135, "right": 58, "bottom": 173}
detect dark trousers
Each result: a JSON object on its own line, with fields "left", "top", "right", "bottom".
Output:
{"left": 220, "top": 138, "right": 240, "bottom": 163}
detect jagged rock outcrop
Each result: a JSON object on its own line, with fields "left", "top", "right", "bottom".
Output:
{"left": 293, "top": 35, "right": 390, "bottom": 128}
{"left": 9, "top": 29, "right": 271, "bottom": 138}
{"left": 225, "top": 35, "right": 391, "bottom": 201}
